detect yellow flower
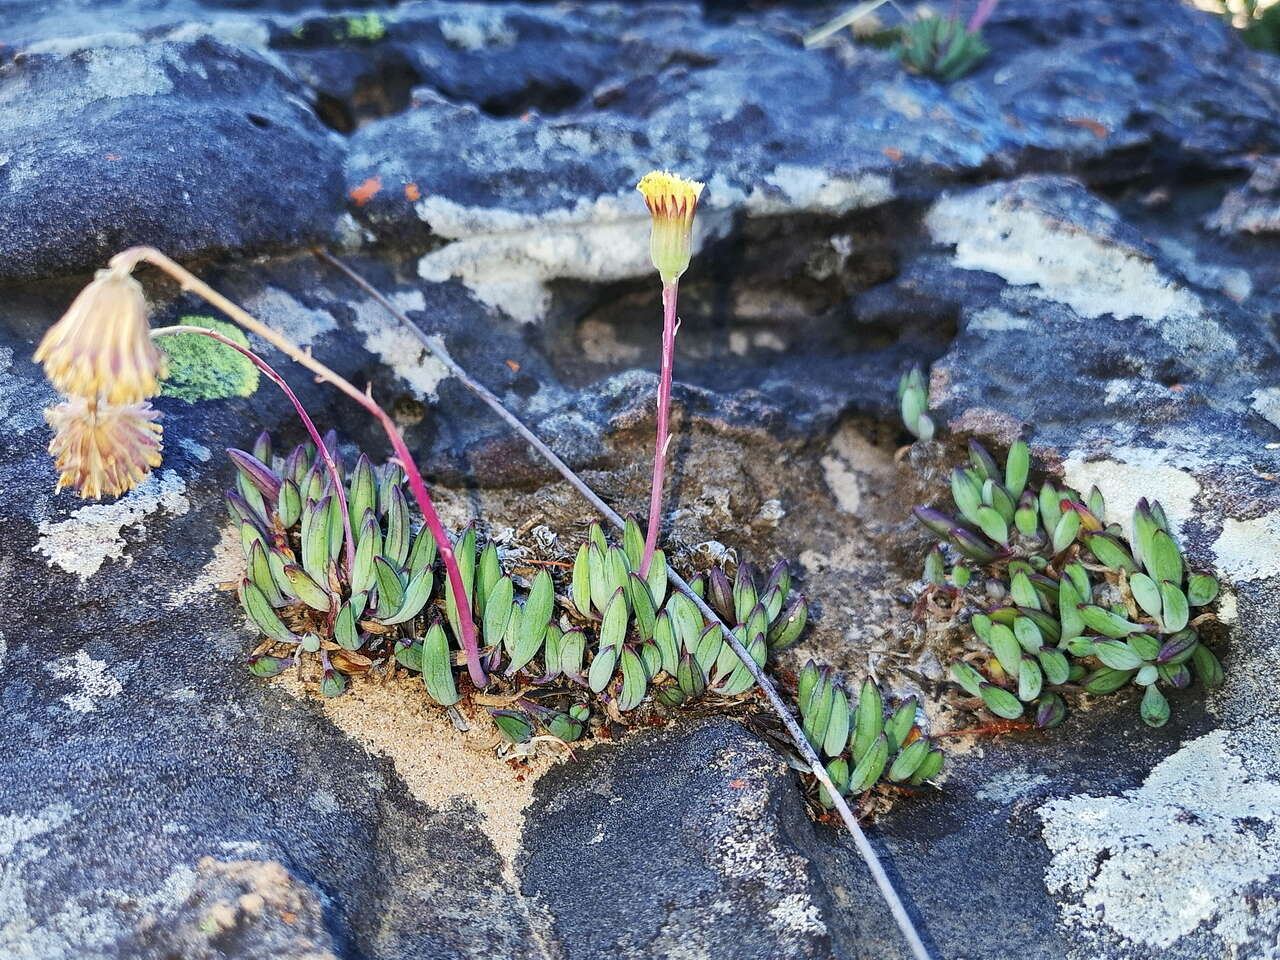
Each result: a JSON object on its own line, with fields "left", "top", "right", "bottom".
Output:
{"left": 45, "top": 397, "right": 163, "bottom": 499}
{"left": 637, "top": 170, "right": 705, "bottom": 285}
{"left": 34, "top": 267, "right": 165, "bottom": 405}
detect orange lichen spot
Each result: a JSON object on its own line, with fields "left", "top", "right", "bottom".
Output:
{"left": 1067, "top": 117, "right": 1109, "bottom": 139}
{"left": 404, "top": 182, "right": 421, "bottom": 202}
{"left": 350, "top": 176, "right": 382, "bottom": 207}
{"left": 505, "top": 359, "right": 521, "bottom": 372}
{"left": 882, "top": 146, "right": 904, "bottom": 161}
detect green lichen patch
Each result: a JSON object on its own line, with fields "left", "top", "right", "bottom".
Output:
{"left": 158, "top": 317, "right": 259, "bottom": 403}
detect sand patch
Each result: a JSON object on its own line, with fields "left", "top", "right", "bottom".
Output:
{"left": 277, "top": 672, "right": 562, "bottom": 882}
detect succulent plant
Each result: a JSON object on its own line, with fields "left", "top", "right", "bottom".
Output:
{"left": 894, "top": 12, "right": 991, "bottom": 82}
{"left": 232, "top": 438, "right": 815, "bottom": 746}
{"left": 796, "top": 665, "right": 944, "bottom": 805}
{"left": 897, "top": 367, "right": 935, "bottom": 441}
{"left": 915, "top": 439, "right": 1224, "bottom": 729}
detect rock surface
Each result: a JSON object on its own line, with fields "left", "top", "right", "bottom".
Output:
{"left": 3, "top": 2, "right": 1280, "bottom": 960}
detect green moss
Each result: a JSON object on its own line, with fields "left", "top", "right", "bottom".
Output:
{"left": 344, "top": 13, "right": 386, "bottom": 42}
{"left": 158, "top": 317, "right": 260, "bottom": 403}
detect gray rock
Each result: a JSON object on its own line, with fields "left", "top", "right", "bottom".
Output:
{"left": 5, "top": 2, "right": 1280, "bottom": 960}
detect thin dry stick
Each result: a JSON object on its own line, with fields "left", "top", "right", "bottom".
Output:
{"left": 152, "top": 323, "right": 357, "bottom": 576}
{"left": 316, "top": 250, "right": 934, "bottom": 960}
{"left": 114, "top": 247, "right": 487, "bottom": 688}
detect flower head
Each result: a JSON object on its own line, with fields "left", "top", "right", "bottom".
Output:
{"left": 637, "top": 170, "right": 705, "bottom": 286}
{"left": 35, "top": 267, "right": 165, "bottom": 405}
{"left": 45, "top": 397, "right": 163, "bottom": 499}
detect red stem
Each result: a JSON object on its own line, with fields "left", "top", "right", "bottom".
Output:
{"left": 161, "top": 325, "right": 356, "bottom": 576}
{"left": 640, "top": 280, "right": 679, "bottom": 577}
{"left": 372, "top": 403, "right": 488, "bottom": 687}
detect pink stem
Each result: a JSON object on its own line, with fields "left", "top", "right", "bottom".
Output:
{"left": 365, "top": 402, "right": 487, "bottom": 688}
{"left": 164, "top": 325, "right": 356, "bottom": 577}
{"left": 966, "top": 0, "right": 999, "bottom": 33}
{"left": 640, "top": 280, "right": 679, "bottom": 577}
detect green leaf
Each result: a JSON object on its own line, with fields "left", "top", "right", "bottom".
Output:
{"left": 888, "top": 738, "right": 931, "bottom": 782}
{"left": 1094, "top": 639, "right": 1145, "bottom": 671}
{"left": 247, "top": 654, "right": 291, "bottom": 678}
{"left": 587, "top": 544, "right": 611, "bottom": 615}
{"left": 1036, "top": 646, "right": 1070, "bottom": 686}
{"left": 976, "top": 505, "right": 1009, "bottom": 545}
{"left": 1018, "top": 657, "right": 1043, "bottom": 702}
{"left": 1013, "top": 616, "right": 1042, "bottom": 654}
{"left": 588, "top": 643, "right": 619, "bottom": 693}
{"left": 1159, "top": 581, "right": 1189, "bottom": 633}
{"left": 1087, "top": 533, "right": 1138, "bottom": 573}
{"left": 694, "top": 625, "right": 722, "bottom": 675}
{"left": 767, "top": 596, "right": 808, "bottom": 651}
{"left": 599, "top": 588, "right": 629, "bottom": 651}
{"left": 1079, "top": 604, "right": 1146, "bottom": 638}
{"left": 507, "top": 570, "right": 555, "bottom": 675}
{"left": 653, "top": 612, "right": 679, "bottom": 676}
{"left": 1140, "top": 684, "right": 1170, "bottom": 728}
{"left": 802, "top": 672, "right": 834, "bottom": 747}
{"left": 1009, "top": 572, "right": 1040, "bottom": 610}
{"left": 476, "top": 543, "right": 501, "bottom": 615}
{"left": 319, "top": 669, "right": 347, "bottom": 698}
{"left": 238, "top": 579, "right": 295, "bottom": 643}
{"left": 407, "top": 526, "right": 439, "bottom": 578}
{"left": 1146, "top": 529, "right": 1184, "bottom": 589}
{"left": 1083, "top": 666, "right": 1135, "bottom": 695}
{"left": 646, "top": 550, "right": 669, "bottom": 608}
{"left": 886, "top": 698, "right": 918, "bottom": 748}
{"left": 617, "top": 647, "right": 648, "bottom": 711}
{"left": 1190, "top": 643, "right": 1224, "bottom": 687}
{"left": 372, "top": 556, "right": 405, "bottom": 618}
{"left": 422, "top": 623, "right": 460, "bottom": 706}
{"left": 383, "top": 485, "right": 411, "bottom": 568}
{"left": 623, "top": 516, "right": 645, "bottom": 570}
{"left": 949, "top": 661, "right": 985, "bottom": 698}
{"left": 1052, "top": 510, "right": 1081, "bottom": 553}
{"left": 1128, "top": 573, "right": 1163, "bottom": 623}
{"left": 667, "top": 592, "right": 704, "bottom": 653}
{"left": 818, "top": 757, "right": 850, "bottom": 808}
{"left": 951, "top": 468, "right": 983, "bottom": 525}
{"left": 628, "top": 573, "right": 657, "bottom": 640}
{"left": 1005, "top": 441, "right": 1030, "bottom": 499}
{"left": 571, "top": 544, "right": 592, "bottom": 615}
{"left": 850, "top": 679, "right": 884, "bottom": 762}
{"left": 348, "top": 454, "right": 376, "bottom": 522}
{"left": 676, "top": 652, "right": 707, "bottom": 700}
{"left": 380, "top": 568, "right": 434, "bottom": 625}
{"left": 283, "top": 564, "right": 332, "bottom": 613}
{"left": 847, "top": 734, "right": 890, "bottom": 793}
{"left": 1187, "top": 572, "right": 1220, "bottom": 607}
{"left": 1039, "top": 482, "right": 1062, "bottom": 533}
{"left": 334, "top": 602, "right": 361, "bottom": 650}
{"left": 989, "top": 623, "right": 1023, "bottom": 677}
{"left": 482, "top": 577, "right": 514, "bottom": 647}
{"left": 560, "top": 629, "right": 586, "bottom": 679}
{"left": 909, "top": 747, "right": 945, "bottom": 785}
{"left": 278, "top": 480, "right": 301, "bottom": 530}
{"left": 491, "top": 709, "right": 533, "bottom": 744}
{"left": 979, "top": 683, "right": 1023, "bottom": 720}
{"left": 822, "top": 686, "right": 851, "bottom": 759}
{"left": 444, "top": 527, "right": 476, "bottom": 644}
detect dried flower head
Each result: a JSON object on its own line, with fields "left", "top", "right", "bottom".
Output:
{"left": 636, "top": 170, "right": 704, "bottom": 286}
{"left": 45, "top": 397, "right": 163, "bottom": 499}
{"left": 35, "top": 267, "right": 165, "bottom": 405}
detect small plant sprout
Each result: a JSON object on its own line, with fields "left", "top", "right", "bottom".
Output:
{"left": 635, "top": 169, "right": 705, "bottom": 577}
{"left": 897, "top": 366, "right": 934, "bottom": 441}
{"left": 896, "top": 0, "right": 999, "bottom": 82}
{"left": 34, "top": 247, "right": 488, "bottom": 688}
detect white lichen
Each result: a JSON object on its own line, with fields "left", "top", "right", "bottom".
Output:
{"left": 44, "top": 650, "right": 123, "bottom": 714}
{"left": 1040, "top": 730, "right": 1280, "bottom": 951}
{"left": 34, "top": 470, "right": 189, "bottom": 580}
{"left": 1211, "top": 511, "right": 1280, "bottom": 583}
{"left": 926, "top": 186, "right": 1237, "bottom": 358}
{"left": 1062, "top": 448, "right": 1201, "bottom": 538}
{"left": 347, "top": 291, "right": 451, "bottom": 399}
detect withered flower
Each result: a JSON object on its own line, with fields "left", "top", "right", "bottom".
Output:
{"left": 35, "top": 267, "right": 165, "bottom": 405}
{"left": 636, "top": 170, "right": 705, "bottom": 286}
{"left": 45, "top": 397, "right": 163, "bottom": 499}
